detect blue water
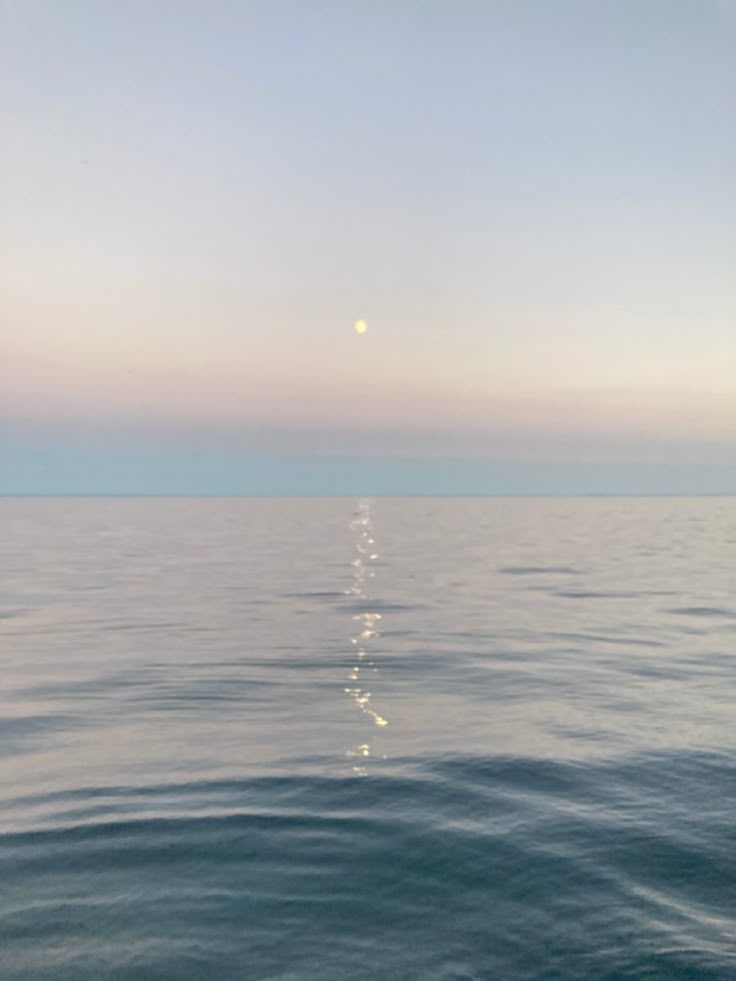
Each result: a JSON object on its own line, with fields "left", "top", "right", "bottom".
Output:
{"left": 1, "top": 497, "right": 735, "bottom": 980}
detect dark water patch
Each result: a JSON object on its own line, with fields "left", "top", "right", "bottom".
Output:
{"left": 26, "top": 666, "right": 308, "bottom": 705}
{"left": 0, "top": 608, "right": 27, "bottom": 620}
{"left": 284, "top": 591, "right": 346, "bottom": 600}
{"left": 551, "top": 726, "right": 613, "bottom": 742}
{"left": 553, "top": 589, "right": 643, "bottom": 599}
{"left": 666, "top": 606, "right": 736, "bottom": 619}
{"left": 109, "top": 620, "right": 217, "bottom": 633}
{"left": 499, "top": 565, "right": 581, "bottom": 576}
{"left": 550, "top": 630, "right": 669, "bottom": 648}
{"left": 135, "top": 682, "right": 280, "bottom": 711}
{"left": 3, "top": 618, "right": 219, "bottom": 639}
{"left": 342, "top": 600, "right": 425, "bottom": 614}
{"left": 0, "top": 713, "right": 80, "bottom": 756}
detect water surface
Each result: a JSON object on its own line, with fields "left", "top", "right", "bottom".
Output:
{"left": 1, "top": 497, "right": 735, "bottom": 979}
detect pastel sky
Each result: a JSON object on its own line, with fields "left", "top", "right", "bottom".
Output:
{"left": 2, "top": 0, "right": 735, "bottom": 493}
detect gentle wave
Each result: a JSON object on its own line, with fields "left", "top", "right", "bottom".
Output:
{"left": 2, "top": 754, "right": 735, "bottom": 980}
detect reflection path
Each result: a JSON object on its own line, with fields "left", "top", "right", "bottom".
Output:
{"left": 344, "top": 499, "right": 388, "bottom": 775}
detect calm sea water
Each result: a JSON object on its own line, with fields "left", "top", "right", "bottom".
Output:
{"left": 1, "top": 497, "right": 735, "bottom": 980}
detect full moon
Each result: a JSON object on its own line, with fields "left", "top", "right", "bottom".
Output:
{"left": 354, "top": 319, "right": 368, "bottom": 335}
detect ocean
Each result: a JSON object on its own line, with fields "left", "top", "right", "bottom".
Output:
{"left": 1, "top": 497, "right": 735, "bottom": 980}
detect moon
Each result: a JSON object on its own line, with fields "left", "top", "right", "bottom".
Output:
{"left": 354, "top": 319, "right": 368, "bottom": 335}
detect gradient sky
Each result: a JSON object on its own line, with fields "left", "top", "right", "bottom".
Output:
{"left": 2, "top": 0, "right": 735, "bottom": 493}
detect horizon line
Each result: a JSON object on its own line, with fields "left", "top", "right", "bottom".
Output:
{"left": 2, "top": 492, "right": 734, "bottom": 500}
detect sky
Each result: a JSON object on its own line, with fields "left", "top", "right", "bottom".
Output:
{"left": 2, "top": 0, "right": 735, "bottom": 494}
